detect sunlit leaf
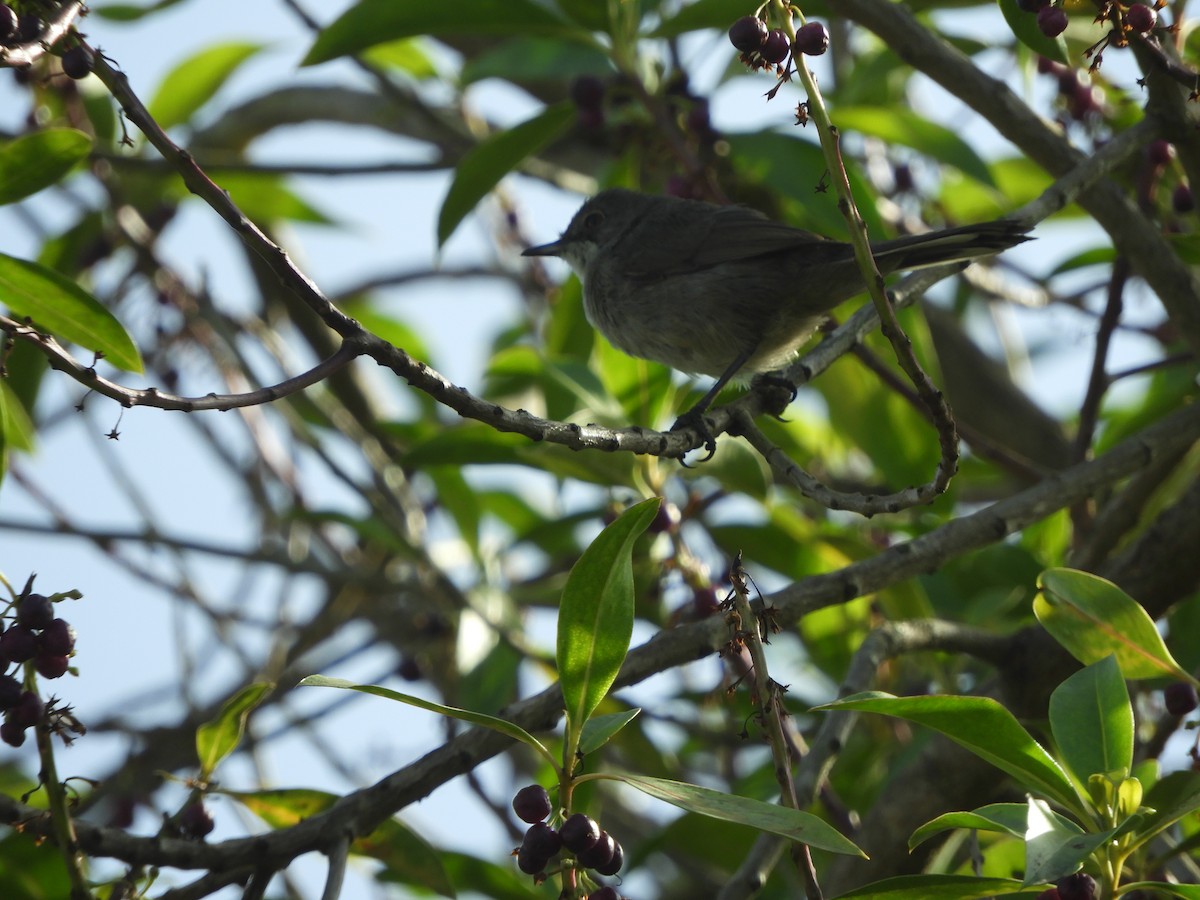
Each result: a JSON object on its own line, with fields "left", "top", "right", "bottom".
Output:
{"left": 0, "top": 129, "right": 93, "bottom": 205}
{"left": 149, "top": 42, "right": 265, "bottom": 131}
{"left": 1048, "top": 655, "right": 1132, "bottom": 785}
{"left": 195, "top": 682, "right": 273, "bottom": 780}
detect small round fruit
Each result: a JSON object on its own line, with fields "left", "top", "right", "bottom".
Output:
{"left": 1056, "top": 872, "right": 1097, "bottom": 900}
{"left": 1172, "top": 184, "right": 1194, "bottom": 213}
{"left": 17, "top": 593, "right": 54, "bottom": 630}
{"left": 595, "top": 838, "right": 624, "bottom": 876}
{"left": 577, "top": 830, "right": 616, "bottom": 869}
{"left": 0, "top": 674, "right": 21, "bottom": 710}
{"left": 1126, "top": 3, "right": 1156, "bottom": 33}
{"left": 728, "top": 16, "right": 767, "bottom": 53}
{"left": 0, "top": 624, "right": 38, "bottom": 663}
{"left": 34, "top": 653, "right": 69, "bottom": 679}
{"left": 1037, "top": 6, "right": 1068, "bottom": 38}
{"left": 560, "top": 812, "right": 601, "bottom": 853}
{"left": 1165, "top": 682, "right": 1199, "bottom": 716}
{"left": 760, "top": 30, "right": 790, "bottom": 65}
{"left": 512, "top": 784, "right": 552, "bottom": 824}
{"left": 1036, "top": 890, "right": 1062, "bottom": 900}
{"left": 179, "top": 802, "right": 215, "bottom": 839}
{"left": 61, "top": 45, "right": 95, "bottom": 80}
{"left": 570, "top": 74, "right": 606, "bottom": 111}
{"left": 0, "top": 719, "right": 25, "bottom": 748}
{"left": 38, "top": 619, "right": 76, "bottom": 656}
{"left": 794, "top": 22, "right": 829, "bottom": 56}
{"left": 9, "top": 691, "right": 43, "bottom": 728}
{"left": 15, "top": 13, "right": 41, "bottom": 43}
{"left": 522, "top": 821, "right": 562, "bottom": 858}
{"left": 0, "top": 4, "right": 16, "bottom": 42}
{"left": 589, "top": 888, "right": 620, "bottom": 900}
{"left": 1147, "top": 139, "right": 1174, "bottom": 167}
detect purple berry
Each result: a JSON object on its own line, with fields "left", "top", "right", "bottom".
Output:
{"left": 589, "top": 889, "right": 620, "bottom": 900}
{"left": 0, "top": 4, "right": 16, "bottom": 42}
{"left": 761, "top": 30, "right": 790, "bottom": 65}
{"left": 577, "top": 830, "right": 616, "bottom": 869}
{"left": 794, "top": 22, "right": 829, "bottom": 56}
{"left": 1056, "top": 873, "right": 1097, "bottom": 900}
{"left": 1173, "top": 184, "right": 1194, "bottom": 213}
{"left": 0, "top": 719, "right": 25, "bottom": 747}
{"left": 179, "top": 802, "right": 215, "bottom": 839}
{"left": 512, "top": 784, "right": 552, "bottom": 824}
{"left": 560, "top": 812, "right": 601, "bottom": 852}
{"left": 595, "top": 838, "right": 624, "bottom": 876}
{"left": 728, "top": 16, "right": 767, "bottom": 53}
{"left": 17, "top": 594, "right": 53, "bottom": 630}
{"left": 1165, "top": 682, "right": 1199, "bottom": 715}
{"left": 9, "top": 690, "right": 42, "bottom": 727}
{"left": 38, "top": 619, "right": 75, "bottom": 656}
{"left": 0, "top": 624, "right": 37, "bottom": 663}
{"left": 15, "top": 13, "right": 41, "bottom": 43}
{"left": 0, "top": 675, "right": 20, "bottom": 709}
{"left": 1037, "top": 6, "right": 1068, "bottom": 38}
{"left": 1147, "top": 139, "right": 1174, "bottom": 167}
{"left": 34, "top": 653, "right": 69, "bottom": 679}
{"left": 1126, "top": 3, "right": 1156, "bottom": 33}
{"left": 61, "top": 45, "right": 95, "bottom": 80}
{"left": 516, "top": 822, "right": 560, "bottom": 874}
{"left": 570, "top": 75, "right": 606, "bottom": 111}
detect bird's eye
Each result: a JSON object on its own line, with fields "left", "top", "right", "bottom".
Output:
{"left": 582, "top": 210, "right": 605, "bottom": 230}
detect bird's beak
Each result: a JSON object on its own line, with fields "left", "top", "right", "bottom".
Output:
{"left": 521, "top": 239, "right": 565, "bottom": 258}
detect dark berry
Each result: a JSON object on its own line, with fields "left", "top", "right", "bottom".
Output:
{"left": 1036, "top": 891, "right": 1062, "bottom": 900}
{"left": 1056, "top": 873, "right": 1097, "bottom": 900}
{"left": 648, "top": 502, "right": 679, "bottom": 534}
{"left": 1068, "top": 82, "right": 1100, "bottom": 119}
{"left": 560, "top": 812, "right": 601, "bottom": 852}
{"left": 0, "top": 624, "right": 37, "bottom": 663}
{"left": 577, "top": 106, "right": 605, "bottom": 131}
{"left": 893, "top": 163, "right": 915, "bottom": 193}
{"left": 1037, "top": 6, "right": 1068, "bottom": 38}
{"left": 38, "top": 619, "right": 75, "bottom": 656}
{"left": 9, "top": 690, "right": 42, "bottom": 728}
{"left": 512, "top": 784, "right": 552, "bottom": 824}
{"left": 686, "top": 99, "right": 712, "bottom": 137}
{"left": 0, "top": 719, "right": 25, "bottom": 747}
{"left": 397, "top": 656, "right": 421, "bottom": 681}
{"left": 15, "top": 14, "right": 41, "bottom": 43}
{"left": 17, "top": 594, "right": 54, "bottom": 630}
{"left": 570, "top": 75, "right": 606, "bottom": 111}
{"left": 34, "top": 653, "right": 69, "bottom": 679}
{"left": 1018, "top": 0, "right": 1050, "bottom": 10}
{"left": 1126, "top": 3, "right": 1156, "bottom": 33}
{"left": 516, "top": 822, "right": 559, "bottom": 874}
{"left": 728, "top": 16, "right": 767, "bottom": 53}
{"left": 1165, "top": 682, "right": 1199, "bottom": 715}
{"left": 761, "top": 30, "right": 790, "bottom": 65}
{"left": 179, "top": 802, "right": 215, "bottom": 839}
{"left": 1173, "top": 184, "right": 1194, "bottom": 213}
{"left": 794, "top": 22, "right": 829, "bottom": 56}
{"left": 577, "top": 830, "right": 616, "bottom": 869}
{"left": 692, "top": 585, "right": 720, "bottom": 617}
{"left": 61, "top": 45, "right": 95, "bottom": 80}
{"left": 0, "top": 674, "right": 20, "bottom": 710}
{"left": 1036, "top": 56, "right": 1064, "bottom": 76}
{"left": 1148, "top": 139, "right": 1174, "bottom": 167}
{"left": 589, "top": 889, "right": 620, "bottom": 900}
{"left": 0, "top": 4, "right": 16, "bottom": 42}
{"left": 595, "top": 838, "right": 624, "bottom": 876}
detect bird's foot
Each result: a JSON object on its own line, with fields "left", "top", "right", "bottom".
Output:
{"left": 751, "top": 373, "right": 798, "bottom": 419}
{"left": 670, "top": 407, "right": 718, "bottom": 464}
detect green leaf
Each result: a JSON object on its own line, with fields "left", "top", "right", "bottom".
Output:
{"left": 832, "top": 874, "right": 1041, "bottom": 898}
{"left": 461, "top": 36, "right": 611, "bottom": 85}
{"left": 0, "top": 253, "right": 143, "bottom": 373}
{"left": 148, "top": 42, "right": 265, "bottom": 131}
{"left": 195, "top": 682, "right": 273, "bottom": 780}
{"left": 437, "top": 103, "right": 575, "bottom": 247}
{"left": 1034, "top": 568, "right": 1189, "bottom": 680}
{"left": 833, "top": 107, "right": 993, "bottom": 185}
{"left": 997, "top": 0, "right": 1068, "bottom": 64}
{"left": 93, "top": 0, "right": 189, "bottom": 21}
{"left": 558, "top": 498, "right": 659, "bottom": 751}
{"left": 0, "top": 129, "right": 94, "bottom": 206}
{"left": 227, "top": 788, "right": 454, "bottom": 898}
{"left": 817, "top": 692, "right": 1081, "bottom": 815}
{"left": 608, "top": 774, "right": 865, "bottom": 857}
{"left": 653, "top": 0, "right": 830, "bottom": 37}
{"left": 1119, "top": 884, "right": 1200, "bottom": 900}
{"left": 361, "top": 38, "right": 439, "bottom": 79}
{"left": 1023, "top": 796, "right": 1109, "bottom": 886}
{"left": 299, "top": 675, "right": 558, "bottom": 769}
{"left": 217, "top": 172, "right": 333, "bottom": 225}
{"left": 908, "top": 803, "right": 1030, "bottom": 850}
{"left": 1128, "top": 770, "right": 1200, "bottom": 853}
{"left": 0, "top": 382, "right": 35, "bottom": 453}
{"left": 578, "top": 708, "right": 641, "bottom": 756}
{"left": 304, "top": 0, "right": 576, "bottom": 65}
{"left": 1048, "top": 655, "right": 1132, "bottom": 785}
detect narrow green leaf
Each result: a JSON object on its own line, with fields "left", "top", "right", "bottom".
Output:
{"left": 557, "top": 498, "right": 660, "bottom": 746}
{"left": 1023, "top": 796, "right": 1109, "bottom": 886}
{"left": 578, "top": 708, "right": 641, "bottom": 756}
{"left": 608, "top": 774, "right": 865, "bottom": 857}
{"left": 195, "top": 682, "right": 273, "bottom": 780}
{"left": 832, "top": 874, "right": 1040, "bottom": 898}
{"left": 997, "top": 0, "right": 1068, "bottom": 64}
{"left": 304, "top": 0, "right": 576, "bottom": 65}
{"left": 0, "top": 382, "right": 35, "bottom": 453}
{"left": 833, "top": 107, "right": 993, "bottom": 185}
{"left": 93, "top": 0, "right": 189, "bottom": 21}
{"left": 1049, "top": 655, "right": 1132, "bottom": 785}
{"left": 908, "top": 803, "right": 1029, "bottom": 850}
{"left": 0, "top": 129, "right": 93, "bottom": 206}
{"left": 817, "top": 692, "right": 1081, "bottom": 815}
{"left": 299, "top": 675, "right": 557, "bottom": 769}
{"left": 1119, "top": 883, "right": 1200, "bottom": 900}
{"left": 148, "top": 42, "right": 264, "bottom": 131}
{"left": 437, "top": 103, "right": 575, "bottom": 247}
{"left": 227, "top": 788, "right": 454, "bottom": 898}
{"left": 1035, "top": 568, "right": 1188, "bottom": 680}
{"left": 1128, "top": 770, "right": 1200, "bottom": 853}
{"left": 0, "top": 253, "right": 143, "bottom": 373}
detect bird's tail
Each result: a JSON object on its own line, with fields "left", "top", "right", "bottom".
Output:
{"left": 874, "top": 220, "right": 1032, "bottom": 271}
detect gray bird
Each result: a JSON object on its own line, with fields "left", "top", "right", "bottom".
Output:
{"left": 523, "top": 188, "right": 1030, "bottom": 452}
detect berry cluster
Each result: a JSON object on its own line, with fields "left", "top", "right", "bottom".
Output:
{"left": 0, "top": 2, "right": 95, "bottom": 79}
{"left": 1019, "top": 0, "right": 1070, "bottom": 39}
{"left": 727, "top": 16, "right": 828, "bottom": 71}
{"left": 0, "top": 592, "right": 76, "bottom": 746}
{"left": 511, "top": 784, "right": 626, "bottom": 893}
{"left": 1035, "top": 57, "right": 1104, "bottom": 122}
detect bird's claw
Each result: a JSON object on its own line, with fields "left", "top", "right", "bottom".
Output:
{"left": 670, "top": 408, "right": 718, "bottom": 464}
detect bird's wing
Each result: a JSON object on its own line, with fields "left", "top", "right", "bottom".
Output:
{"left": 622, "top": 205, "right": 836, "bottom": 279}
